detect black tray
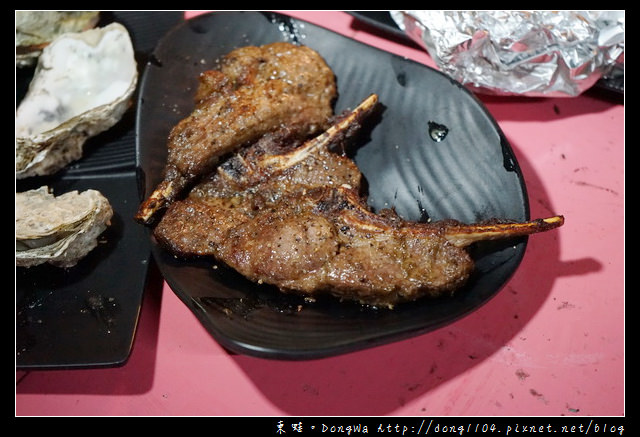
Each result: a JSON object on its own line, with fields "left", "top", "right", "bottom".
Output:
{"left": 15, "top": 11, "right": 184, "bottom": 369}
{"left": 137, "top": 11, "right": 530, "bottom": 360}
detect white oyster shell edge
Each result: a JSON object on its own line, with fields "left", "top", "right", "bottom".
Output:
{"left": 15, "top": 22, "right": 138, "bottom": 179}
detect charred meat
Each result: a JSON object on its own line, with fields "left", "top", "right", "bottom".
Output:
{"left": 135, "top": 42, "right": 337, "bottom": 224}
{"left": 153, "top": 95, "right": 564, "bottom": 308}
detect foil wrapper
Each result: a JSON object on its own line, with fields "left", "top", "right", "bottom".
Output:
{"left": 390, "top": 10, "right": 624, "bottom": 97}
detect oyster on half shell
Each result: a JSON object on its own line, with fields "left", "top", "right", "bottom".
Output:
{"left": 16, "top": 11, "right": 101, "bottom": 67}
{"left": 16, "top": 186, "right": 113, "bottom": 268}
{"left": 15, "top": 22, "right": 138, "bottom": 179}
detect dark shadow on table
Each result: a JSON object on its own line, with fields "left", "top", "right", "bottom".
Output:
{"left": 16, "top": 258, "right": 165, "bottom": 396}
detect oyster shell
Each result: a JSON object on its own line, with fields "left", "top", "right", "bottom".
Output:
{"left": 16, "top": 11, "right": 100, "bottom": 67}
{"left": 15, "top": 22, "right": 138, "bottom": 179}
{"left": 16, "top": 186, "right": 113, "bottom": 268}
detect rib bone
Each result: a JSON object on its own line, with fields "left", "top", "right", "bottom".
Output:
{"left": 258, "top": 94, "right": 378, "bottom": 171}
{"left": 441, "top": 216, "right": 565, "bottom": 247}
{"left": 135, "top": 42, "right": 337, "bottom": 225}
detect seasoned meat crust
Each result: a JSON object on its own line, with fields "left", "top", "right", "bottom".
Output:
{"left": 135, "top": 42, "right": 337, "bottom": 224}
{"left": 153, "top": 95, "right": 564, "bottom": 307}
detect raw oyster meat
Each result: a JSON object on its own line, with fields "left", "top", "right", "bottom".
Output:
{"left": 16, "top": 186, "right": 113, "bottom": 268}
{"left": 15, "top": 22, "right": 138, "bottom": 179}
{"left": 16, "top": 11, "right": 100, "bottom": 67}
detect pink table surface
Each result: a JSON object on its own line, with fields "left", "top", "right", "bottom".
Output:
{"left": 16, "top": 11, "right": 624, "bottom": 418}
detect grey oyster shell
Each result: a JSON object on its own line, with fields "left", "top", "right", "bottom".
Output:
{"left": 16, "top": 186, "right": 113, "bottom": 268}
{"left": 16, "top": 11, "right": 101, "bottom": 68}
{"left": 15, "top": 22, "right": 138, "bottom": 179}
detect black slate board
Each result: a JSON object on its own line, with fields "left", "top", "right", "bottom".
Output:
{"left": 15, "top": 11, "right": 184, "bottom": 369}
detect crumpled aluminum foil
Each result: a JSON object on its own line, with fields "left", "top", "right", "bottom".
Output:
{"left": 390, "top": 10, "right": 624, "bottom": 97}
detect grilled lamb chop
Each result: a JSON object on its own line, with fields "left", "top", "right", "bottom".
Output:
{"left": 153, "top": 94, "right": 564, "bottom": 308}
{"left": 135, "top": 42, "right": 337, "bottom": 224}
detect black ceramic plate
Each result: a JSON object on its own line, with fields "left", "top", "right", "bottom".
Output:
{"left": 136, "top": 11, "right": 530, "bottom": 360}
{"left": 15, "top": 12, "right": 184, "bottom": 369}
